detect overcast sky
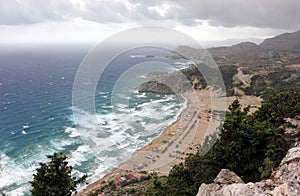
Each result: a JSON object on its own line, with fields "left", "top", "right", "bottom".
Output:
{"left": 0, "top": 0, "right": 299, "bottom": 44}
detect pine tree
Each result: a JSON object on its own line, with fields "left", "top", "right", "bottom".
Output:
{"left": 30, "top": 152, "right": 87, "bottom": 196}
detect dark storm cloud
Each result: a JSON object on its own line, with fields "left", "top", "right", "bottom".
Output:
{"left": 0, "top": 0, "right": 299, "bottom": 30}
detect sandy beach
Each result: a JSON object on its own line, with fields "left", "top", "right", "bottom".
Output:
{"left": 79, "top": 89, "right": 262, "bottom": 195}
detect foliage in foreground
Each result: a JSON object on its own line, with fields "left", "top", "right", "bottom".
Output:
{"left": 145, "top": 88, "right": 299, "bottom": 195}
{"left": 30, "top": 152, "right": 87, "bottom": 196}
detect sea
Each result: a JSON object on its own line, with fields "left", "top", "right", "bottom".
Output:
{"left": 0, "top": 44, "right": 190, "bottom": 195}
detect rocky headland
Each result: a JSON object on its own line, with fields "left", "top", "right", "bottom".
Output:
{"left": 137, "top": 65, "right": 206, "bottom": 94}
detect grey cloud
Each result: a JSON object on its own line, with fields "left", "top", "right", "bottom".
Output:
{"left": 77, "top": 0, "right": 128, "bottom": 24}
{"left": 127, "top": 0, "right": 300, "bottom": 29}
{"left": 0, "top": 0, "right": 299, "bottom": 30}
{"left": 0, "top": 0, "right": 131, "bottom": 25}
{"left": 162, "top": 0, "right": 300, "bottom": 29}
{"left": 0, "top": 0, "right": 72, "bottom": 25}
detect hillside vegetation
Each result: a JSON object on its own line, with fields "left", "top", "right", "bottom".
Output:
{"left": 145, "top": 88, "right": 299, "bottom": 195}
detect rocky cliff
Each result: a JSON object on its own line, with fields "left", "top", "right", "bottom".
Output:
{"left": 197, "top": 119, "right": 300, "bottom": 196}
{"left": 197, "top": 147, "right": 300, "bottom": 196}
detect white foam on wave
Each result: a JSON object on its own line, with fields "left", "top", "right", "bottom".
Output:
{"left": 174, "top": 61, "right": 186, "bottom": 65}
{"left": 59, "top": 93, "right": 186, "bottom": 188}
{"left": 141, "top": 123, "right": 164, "bottom": 136}
{"left": 68, "top": 145, "right": 91, "bottom": 167}
{"left": 1, "top": 92, "right": 186, "bottom": 195}
{"left": 7, "top": 186, "right": 27, "bottom": 196}
{"left": 0, "top": 134, "right": 92, "bottom": 195}
{"left": 130, "top": 55, "right": 144, "bottom": 58}
{"left": 65, "top": 127, "right": 80, "bottom": 138}
{"left": 138, "top": 74, "right": 147, "bottom": 78}
{"left": 114, "top": 103, "right": 128, "bottom": 109}
{"left": 134, "top": 92, "right": 146, "bottom": 98}
{"left": 101, "top": 105, "right": 113, "bottom": 109}
{"left": 131, "top": 89, "right": 139, "bottom": 94}
{"left": 99, "top": 91, "right": 109, "bottom": 95}
{"left": 48, "top": 139, "right": 67, "bottom": 151}
{"left": 0, "top": 153, "right": 38, "bottom": 195}
{"left": 115, "top": 93, "right": 131, "bottom": 100}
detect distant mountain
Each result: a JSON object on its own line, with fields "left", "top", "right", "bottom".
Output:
{"left": 208, "top": 42, "right": 262, "bottom": 56}
{"left": 203, "top": 38, "right": 263, "bottom": 48}
{"left": 174, "top": 30, "right": 300, "bottom": 69}
{"left": 260, "top": 30, "right": 300, "bottom": 52}
{"left": 176, "top": 42, "right": 262, "bottom": 57}
{"left": 175, "top": 42, "right": 267, "bottom": 67}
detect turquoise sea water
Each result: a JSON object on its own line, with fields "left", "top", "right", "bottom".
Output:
{"left": 0, "top": 45, "right": 188, "bottom": 195}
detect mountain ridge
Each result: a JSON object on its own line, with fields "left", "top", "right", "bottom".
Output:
{"left": 260, "top": 30, "right": 300, "bottom": 52}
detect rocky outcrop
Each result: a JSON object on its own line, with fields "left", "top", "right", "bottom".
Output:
{"left": 137, "top": 81, "right": 174, "bottom": 94}
{"left": 197, "top": 146, "right": 300, "bottom": 196}
{"left": 137, "top": 65, "right": 206, "bottom": 94}
{"left": 213, "top": 169, "right": 244, "bottom": 184}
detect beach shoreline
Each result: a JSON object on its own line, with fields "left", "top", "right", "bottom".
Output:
{"left": 79, "top": 89, "right": 262, "bottom": 195}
